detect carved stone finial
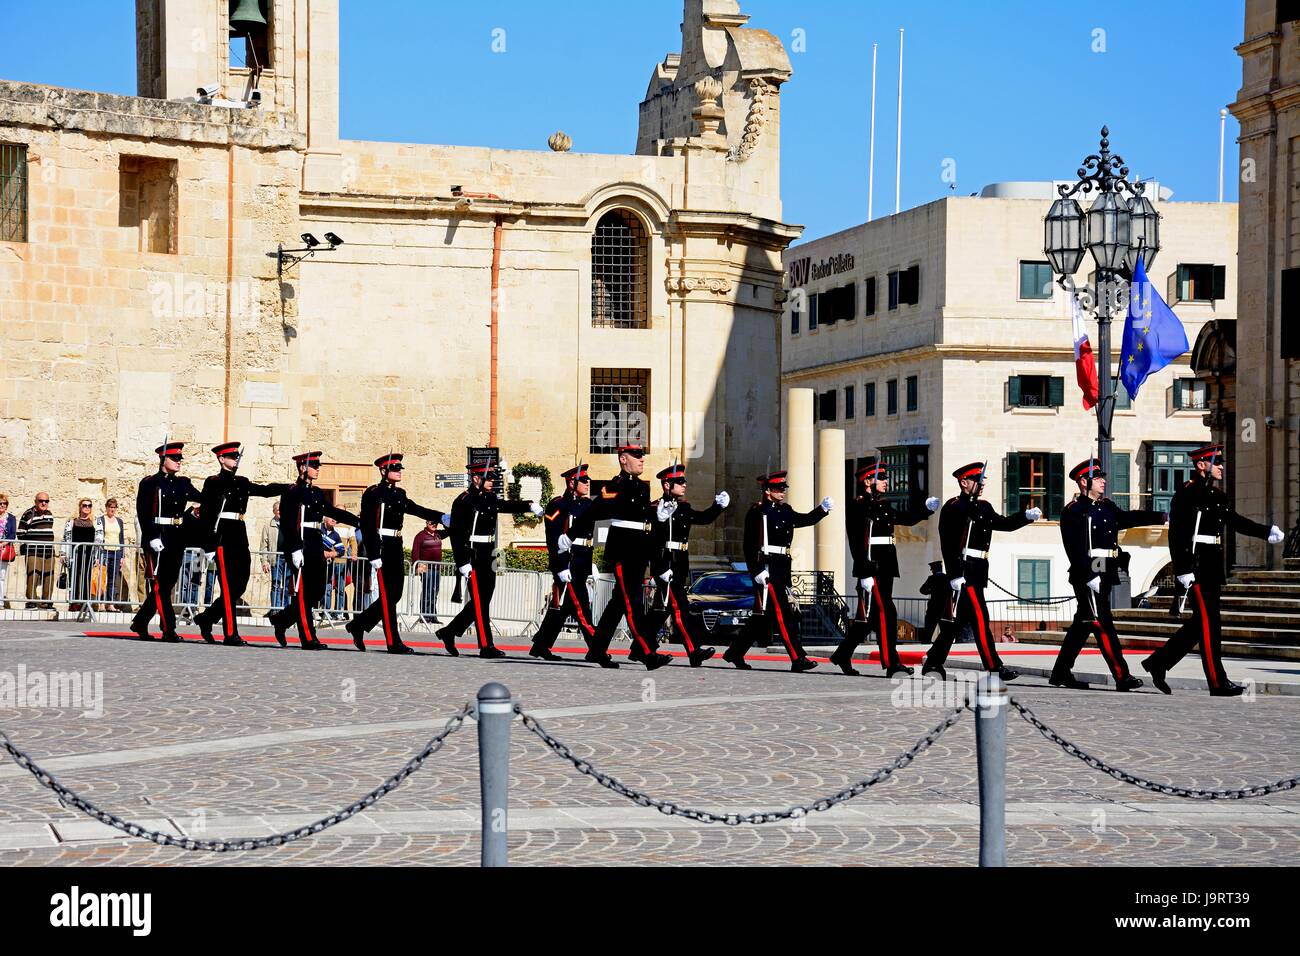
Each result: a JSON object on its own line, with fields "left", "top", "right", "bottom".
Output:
{"left": 693, "top": 75, "right": 723, "bottom": 107}
{"left": 548, "top": 131, "right": 572, "bottom": 152}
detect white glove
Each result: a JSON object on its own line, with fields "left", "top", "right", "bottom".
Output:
{"left": 1268, "top": 525, "right": 1285, "bottom": 544}
{"left": 440, "top": 511, "right": 451, "bottom": 528}
{"left": 656, "top": 499, "right": 678, "bottom": 521}
{"left": 557, "top": 568, "right": 572, "bottom": 584}
{"left": 291, "top": 549, "right": 303, "bottom": 569}
{"left": 557, "top": 533, "right": 572, "bottom": 553}
{"left": 925, "top": 496, "right": 940, "bottom": 512}
{"left": 949, "top": 576, "right": 966, "bottom": 592}
{"left": 149, "top": 538, "right": 163, "bottom": 553}
{"left": 659, "top": 569, "right": 673, "bottom": 584}
{"left": 1176, "top": 572, "right": 1195, "bottom": 588}
{"left": 459, "top": 563, "right": 472, "bottom": 577}
{"left": 370, "top": 557, "right": 383, "bottom": 570}
{"left": 820, "top": 496, "right": 834, "bottom": 513}
{"left": 859, "top": 576, "right": 875, "bottom": 593}
{"left": 753, "top": 568, "right": 770, "bottom": 587}
{"left": 1025, "top": 507, "right": 1043, "bottom": 522}
{"left": 1087, "top": 576, "right": 1102, "bottom": 594}
{"left": 715, "top": 490, "right": 730, "bottom": 508}
{"left": 529, "top": 501, "right": 544, "bottom": 517}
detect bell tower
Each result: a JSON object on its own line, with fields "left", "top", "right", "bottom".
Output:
{"left": 134, "top": 0, "right": 343, "bottom": 190}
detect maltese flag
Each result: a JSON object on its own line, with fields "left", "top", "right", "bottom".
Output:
{"left": 1070, "top": 292, "right": 1099, "bottom": 410}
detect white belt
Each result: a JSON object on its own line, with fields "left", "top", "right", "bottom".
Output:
{"left": 218, "top": 511, "right": 245, "bottom": 522}
{"left": 1089, "top": 548, "right": 1118, "bottom": 558}
{"left": 378, "top": 528, "right": 402, "bottom": 538}
{"left": 569, "top": 537, "right": 592, "bottom": 547}
{"left": 469, "top": 534, "right": 495, "bottom": 544}
{"left": 154, "top": 517, "right": 183, "bottom": 526}
{"left": 762, "top": 545, "right": 791, "bottom": 556}
{"left": 1193, "top": 534, "right": 1221, "bottom": 545}
{"left": 868, "top": 536, "right": 894, "bottom": 546}
{"left": 963, "top": 548, "right": 989, "bottom": 560}
{"left": 665, "top": 541, "right": 688, "bottom": 551}
{"left": 610, "top": 519, "right": 650, "bottom": 532}
{"left": 301, "top": 521, "right": 320, "bottom": 530}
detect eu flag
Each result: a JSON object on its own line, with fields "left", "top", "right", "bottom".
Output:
{"left": 1120, "top": 256, "right": 1189, "bottom": 400}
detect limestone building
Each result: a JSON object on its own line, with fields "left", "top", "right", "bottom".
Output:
{"left": 1229, "top": 1, "right": 1300, "bottom": 567}
{"left": 781, "top": 185, "right": 1235, "bottom": 599}
{"left": 0, "top": 0, "right": 798, "bottom": 557}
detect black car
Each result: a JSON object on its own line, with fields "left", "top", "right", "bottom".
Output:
{"left": 684, "top": 571, "right": 754, "bottom": 643}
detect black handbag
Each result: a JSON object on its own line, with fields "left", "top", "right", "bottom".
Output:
{"left": 57, "top": 570, "right": 68, "bottom": 590}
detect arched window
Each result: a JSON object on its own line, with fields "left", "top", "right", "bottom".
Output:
{"left": 591, "top": 209, "right": 648, "bottom": 328}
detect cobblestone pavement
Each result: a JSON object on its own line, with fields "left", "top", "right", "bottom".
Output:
{"left": 1, "top": 623, "right": 1297, "bottom": 866}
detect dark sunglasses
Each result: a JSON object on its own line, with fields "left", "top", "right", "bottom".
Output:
{"left": 671, "top": 478, "right": 687, "bottom": 486}
{"left": 36, "top": 499, "right": 50, "bottom": 504}
{"left": 770, "top": 483, "right": 790, "bottom": 491}
{"left": 622, "top": 450, "right": 646, "bottom": 459}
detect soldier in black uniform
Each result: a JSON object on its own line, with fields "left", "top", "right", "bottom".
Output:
{"left": 130, "top": 441, "right": 203, "bottom": 642}
{"left": 266, "top": 451, "right": 360, "bottom": 650}
{"left": 922, "top": 461, "right": 1041, "bottom": 682}
{"left": 529, "top": 464, "right": 607, "bottom": 664}
{"left": 1051, "top": 458, "right": 1165, "bottom": 691}
{"left": 645, "top": 463, "right": 727, "bottom": 668}
{"left": 1141, "top": 444, "right": 1284, "bottom": 696}
{"left": 193, "top": 441, "right": 285, "bottom": 646}
{"left": 723, "top": 471, "right": 832, "bottom": 673}
{"left": 436, "top": 460, "right": 542, "bottom": 658}
{"left": 918, "top": 561, "right": 949, "bottom": 644}
{"left": 566, "top": 443, "right": 674, "bottom": 670}
{"left": 346, "top": 453, "right": 449, "bottom": 654}
{"left": 829, "top": 461, "right": 939, "bottom": 677}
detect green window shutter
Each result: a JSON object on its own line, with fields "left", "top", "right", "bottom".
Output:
{"left": 1008, "top": 376, "right": 1022, "bottom": 407}
{"left": 1212, "top": 265, "right": 1226, "bottom": 301}
{"left": 1048, "top": 376, "right": 1065, "bottom": 408}
{"left": 1004, "top": 453, "right": 1020, "bottom": 513}
{"left": 1111, "top": 453, "right": 1131, "bottom": 508}
{"left": 1168, "top": 267, "right": 1180, "bottom": 305}
{"left": 1047, "top": 453, "right": 1065, "bottom": 519}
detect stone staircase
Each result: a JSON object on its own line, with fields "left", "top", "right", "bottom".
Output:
{"left": 1021, "top": 558, "right": 1300, "bottom": 662}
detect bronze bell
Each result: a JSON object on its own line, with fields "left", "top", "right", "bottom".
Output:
{"left": 229, "top": 0, "right": 267, "bottom": 34}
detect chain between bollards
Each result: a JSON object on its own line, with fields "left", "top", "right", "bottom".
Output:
{"left": 476, "top": 682, "right": 513, "bottom": 867}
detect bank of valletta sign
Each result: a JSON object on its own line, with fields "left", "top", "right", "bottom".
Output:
{"left": 786, "top": 252, "right": 855, "bottom": 288}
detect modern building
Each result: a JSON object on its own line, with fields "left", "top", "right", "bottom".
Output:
{"left": 1229, "top": 1, "right": 1300, "bottom": 567}
{"left": 0, "top": 0, "right": 798, "bottom": 557}
{"left": 780, "top": 184, "right": 1235, "bottom": 599}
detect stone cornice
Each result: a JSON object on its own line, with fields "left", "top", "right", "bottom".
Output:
{"left": 782, "top": 343, "right": 1193, "bottom": 380}
{"left": 668, "top": 209, "right": 803, "bottom": 249}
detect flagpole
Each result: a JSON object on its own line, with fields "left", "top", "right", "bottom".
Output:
{"left": 868, "top": 42, "right": 878, "bottom": 222}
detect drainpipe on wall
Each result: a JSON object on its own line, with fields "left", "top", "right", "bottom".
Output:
{"left": 451, "top": 189, "right": 504, "bottom": 446}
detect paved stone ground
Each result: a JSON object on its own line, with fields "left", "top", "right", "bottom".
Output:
{"left": 0, "top": 622, "right": 1297, "bottom": 866}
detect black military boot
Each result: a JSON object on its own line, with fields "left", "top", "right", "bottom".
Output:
{"left": 436, "top": 626, "right": 460, "bottom": 657}
{"left": 885, "top": 663, "right": 914, "bottom": 679}
{"left": 687, "top": 647, "right": 716, "bottom": 668}
{"left": 829, "top": 642, "right": 860, "bottom": 676}
{"left": 1049, "top": 670, "right": 1087, "bottom": 690}
{"left": 583, "top": 650, "right": 619, "bottom": 668}
{"left": 997, "top": 666, "right": 1020, "bottom": 683}
{"left": 222, "top": 634, "right": 248, "bottom": 647}
{"left": 791, "top": 657, "right": 818, "bottom": 673}
{"left": 1209, "top": 681, "right": 1246, "bottom": 698}
{"left": 529, "top": 644, "right": 561, "bottom": 661}
{"left": 346, "top": 619, "right": 366, "bottom": 651}
{"left": 1115, "top": 674, "right": 1143, "bottom": 692}
{"left": 387, "top": 641, "right": 415, "bottom": 655}
{"left": 195, "top": 613, "right": 215, "bottom": 644}
{"left": 1140, "top": 657, "right": 1171, "bottom": 695}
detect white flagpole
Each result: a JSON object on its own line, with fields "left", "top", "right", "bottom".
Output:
{"left": 895, "top": 28, "right": 904, "bottom": 216}
{"left": 1218, "top": 108, "right": 1227, "bottom": 203}
{"left": 868, "top": 42, "right": 878, "bottom": 222}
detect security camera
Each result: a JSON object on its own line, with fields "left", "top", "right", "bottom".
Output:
{"left": 247, "top": 89, "right": 262, "bottom": 107}
{"left": 1265, "top": 415, "right": 1277, "bottom": 428}
{"left": 300, "top": 233, "right": 320, "bottom": 248}
{"left": 197, "top": 84, "right": 221, "bottom": 99}
{"left": 451, "top": 185, "right": 464, "bottom": 197}
{"left": 323, "top": 232, "right": 344, "bottom": 247}
{"left": 455, "top": 198, "right": 473, "bottom": 211}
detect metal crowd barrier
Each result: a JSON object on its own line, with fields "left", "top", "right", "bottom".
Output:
{"left": 0, "top": 540, "right": 551, "bottom": 638}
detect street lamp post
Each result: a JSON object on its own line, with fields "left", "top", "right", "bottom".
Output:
{"left": 1044, "top": 127, "right": 1161, "bottom": 481}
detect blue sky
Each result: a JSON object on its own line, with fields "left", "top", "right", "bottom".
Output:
{"left": 0, "top": 1, "right": 1244, "bottom": 239}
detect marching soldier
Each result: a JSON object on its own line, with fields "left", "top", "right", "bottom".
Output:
{"left": 645, "top": 463, "right": 728, "bottom": 668}
{"left": 529, "top": 464, "right": 607, "bottom": 664}
{"left": 829, "top": 461, "right": 939, "bottom": 677}
{"left": 130, "top": 441, "right": 203, "bottom": 642}
{"left": 1141, "top": 444, "right": 1285, "bottom": 697}
{"left": 436, "top": 460, "right": 543, "bottom": 658}
{"left": 566, "top": 443, "right": 674, "bottom": 670}
{"left": 266, "top": 451, "right": 360, "bottom": 650}
{"left": 193, "top": 441, "right": 285, "bottom": 646}
{"left": 1051, "top": 458, "right": 1165, "bottom": 691}
{"left": 922, "top": 462, "right": 1041, "bottom": 682}
{"left": 723, "top": 471, "right": 832, "bottom": 673}
{"left": 347, "top": 453, "right": 450, "bottom": 655}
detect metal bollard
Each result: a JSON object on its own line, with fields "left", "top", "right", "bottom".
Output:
{"left": 975, "top": 672, "right": 1007, "bottom": 867}
{"left": 476, "top": 682, "right": 513, "bottom": 867}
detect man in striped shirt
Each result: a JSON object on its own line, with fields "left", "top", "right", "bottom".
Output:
{"left": 19, "top": 492, "right": 57, "bottom": 609}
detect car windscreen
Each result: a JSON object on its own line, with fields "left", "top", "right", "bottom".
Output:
{"left": 691, "top": 575, "right": 752, "bottom": 595}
